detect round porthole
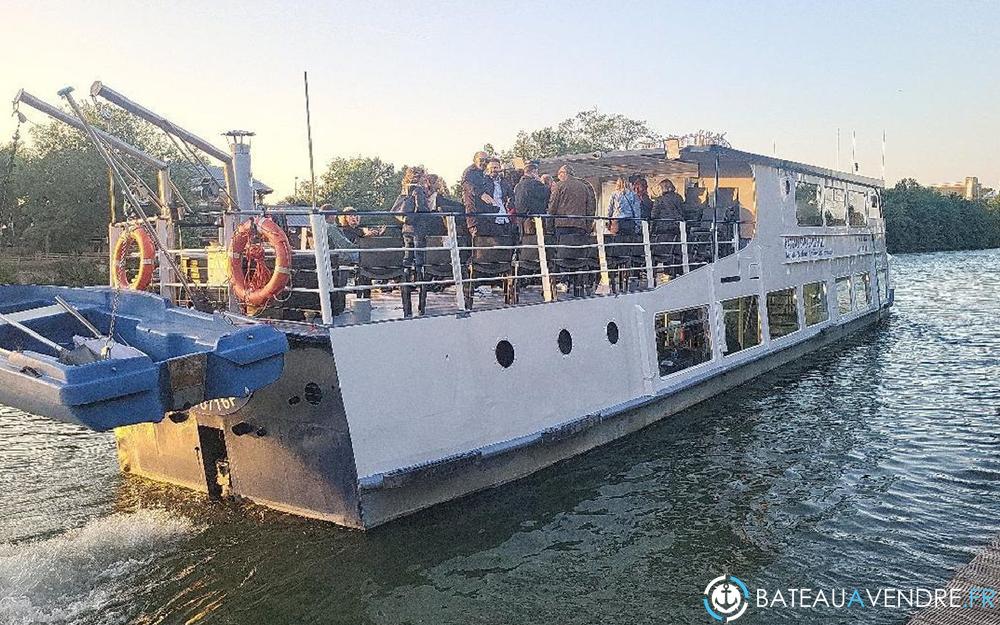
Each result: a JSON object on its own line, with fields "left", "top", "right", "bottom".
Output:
{"left": 496, "top": 340, "right": 515, "bottom": 368}
{"left": 304, "top": 382, "right": 323, "bottom": 405}
{"left": 606, "top": 321, "right": 619, "bottom": 345}
{"left": 558, "top": 329, "right": 572, "bottom": 355}
{"left": 288, "top": 395, "right": 301, "bottom": 406}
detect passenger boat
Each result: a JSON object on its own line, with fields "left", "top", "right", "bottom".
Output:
{"left": 0, "top": 285, "right": 288, "bottom": 431}
{"left": 8, "top": 83, "right": 892, "bottom": 528}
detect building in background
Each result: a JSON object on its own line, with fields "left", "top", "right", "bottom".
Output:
{"left": 931, "top": 176, "right": 983, "bottom": 200}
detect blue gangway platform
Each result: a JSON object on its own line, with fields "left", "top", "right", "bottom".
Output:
{"left": 0, "top": 285, "right": 288, "bottom": 431}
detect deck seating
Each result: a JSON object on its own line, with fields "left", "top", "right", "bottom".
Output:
{"left": 514, "top": 234, "right": 553, "bottom": 303}
{"left": 421, "top": 235, "right": 472, "bottom": 313}
{"left": 357, "top": 236, "right": 414, "bottom": 317}
{"left": 604, "top": 234, "right": 639, "bottom": 292}
{"left": 552, "top": 233, "right": 598, "bottom": 297}
{"left": 283, "top": 252, "right": 347, "bottom": 321}
{"left": 466, "top": 236, "right": 515, "bottom": 308}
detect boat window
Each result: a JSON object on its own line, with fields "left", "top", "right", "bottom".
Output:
{"left": 877, "top": 268, "right": 888, "bottom": 302}
{"left": 848, "top": 190, "right": 868, "bottom": 226}
{"left": 722, "top": 295, "right": 761, "bottom": 355}
{"left": 655, "top": 306, "right": 712, "bottom": 377}
{"left": 870, "top": 191, "right": 882, "bottom": 218}
{"left": 803, "top": 282, "right": 829, "bottom": 326}
{"left": 836, "top": 277, "right": 853, "bottom": 315}
{"left": 853, "top": 273, "right": 871, "bottom": 309}
{"left": 766, "top": 288, "right": 799, "bottom": 339}
{"left": 824, "top": 187, "right": 847, "bottom": 226}
{"left": 795, "top": 182, "right": 823, "bottom": 226}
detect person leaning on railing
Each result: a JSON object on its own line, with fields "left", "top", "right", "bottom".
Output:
{"left": 547, "top": 164, "right": 596, "bottom": 234}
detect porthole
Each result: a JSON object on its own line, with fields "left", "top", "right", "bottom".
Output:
{"left": 606, "top": 321, "right": 619, "bottom": 345}
{"left": 288, "top": 395, "right": 301, "bottom": 406}
{"left": 558, "top": 329, "right": 572, "bottom": 355}
{"left": 304, "top": 382, "right": 323, "bottom": 405}
{"left": 495, "top": 340, "right": 515, "bottom": 368}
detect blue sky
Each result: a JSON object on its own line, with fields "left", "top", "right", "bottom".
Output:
{"left": 1, "top": 0, "right": 998, "bottom": 196}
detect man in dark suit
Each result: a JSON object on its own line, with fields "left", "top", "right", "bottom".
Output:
{"left": 514, "top": 161, "right": 550, "bottom": 235}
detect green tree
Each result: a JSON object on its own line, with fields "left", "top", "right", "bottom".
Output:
{"left": 882, "top": 179, "right": 1000, "bottom": 253}
{"left": 1, "top": 101, "right": 193, "bottom": 253}
{"left": 284, "top": 156, "right": 406, "bottom": 212}
{"left": 506, "top": 108, "right": 663, "bottom": 160}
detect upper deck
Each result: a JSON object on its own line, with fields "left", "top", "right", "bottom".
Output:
{"left": 132, "top": 144, "right": 888, "bottom": 328}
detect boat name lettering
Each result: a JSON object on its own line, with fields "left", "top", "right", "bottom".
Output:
{"left": 784, "top": 236, "right": 832, "bottom": 261}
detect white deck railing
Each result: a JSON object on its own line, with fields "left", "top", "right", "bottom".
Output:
{"left": 149, "top": 208, "right": 749, "bottom": 324}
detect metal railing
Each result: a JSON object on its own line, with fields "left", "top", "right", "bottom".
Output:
{"left": 149, "top": 208, "right": 750, "bottom": 324}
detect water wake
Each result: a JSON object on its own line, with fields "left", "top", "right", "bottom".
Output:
{"left": 0, "top": 509, "right": 197, "bottom": 625}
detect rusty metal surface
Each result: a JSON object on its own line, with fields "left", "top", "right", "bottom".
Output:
{"left": 166, "top": 353, "right": 207, "bottom": 410}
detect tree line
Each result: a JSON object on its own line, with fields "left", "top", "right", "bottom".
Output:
{"left": 1, "top": 105, "right": 997, "bottom": 256}
{"left": 882, "top": 180, "right": 1000, "bottom": 253}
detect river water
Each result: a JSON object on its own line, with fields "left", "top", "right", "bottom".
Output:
{"left": 1, "top": 249, "right": 998, "bottom": 625}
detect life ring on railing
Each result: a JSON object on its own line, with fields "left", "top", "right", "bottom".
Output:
{"left": 227, "top": 217, "right": 292, "bottom": 307}
{"left": 112, "top": 225, "right": 156, "bottom": 290}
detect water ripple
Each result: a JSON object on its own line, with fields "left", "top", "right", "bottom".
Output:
{"left": 0, "top": 249, "right": 998, "bottom": 624}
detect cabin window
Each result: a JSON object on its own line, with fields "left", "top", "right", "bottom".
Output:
{"left": 766, "top": 288, "right": 799, "bottom": 339}
{"left": 848, "top": 190, "right": 868, "bottom": 226}
{"left": 655, "top": 306, "right": 712, "bottom": 377}
{"left": 853, "top": 273, "right": 871, "bottom": 310}
{"left": 722, "top": 296, "right": 761, "bottom": 355}
{"left": 803, "top": 282, "right": 829, "bottom": 326}
{"left": 877, "top": 268, "right": 888, "bottom": 302}
{"left": 836, "top": 277, "right": 853, "bottom": 315}
{"left": 824, "top": 187, "right": 847, "bottom": 226}
{"left": 795, "top": 182, "right": 823, "bottom": 226}
{"left": 870, "top": 191, "right": 882, "bottom": 219}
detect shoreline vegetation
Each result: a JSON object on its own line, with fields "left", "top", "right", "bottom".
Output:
{"left": 1, "top": 108, "right": 997, "bottom": 286}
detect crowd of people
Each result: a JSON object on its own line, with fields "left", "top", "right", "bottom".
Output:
{"left": 322, "top": 150, "right": 721, "bottom": 261}
{"left": 314, "top": 151, "right": 750, "bottom": 303}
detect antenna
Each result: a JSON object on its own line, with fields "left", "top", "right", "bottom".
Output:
{"left": 852, "top": 130, "right": 858, "bottom": 173}
{"left": 304, "top": 71, "right": 317, "bottom": 211}
{"left": 836, "top": 128, "right": 841, "bottom": 170}
{"left": 881, "top": 130, "right": 886, "bottom": 182}
{"left": 301, "top": 70, "right": 335, "bottom": 325}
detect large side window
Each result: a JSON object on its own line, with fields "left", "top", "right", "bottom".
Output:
{"left": 803, "top": 282, "right": 829, "bottom": 326}
{"left": 836, "top": 277, "right": 853, "bottom": 315}
{"left": 824, "top": 187, "right": 847, "bottom": 226}
{"left": 877, "top": 268, "right": 888, "bottom": 303}
{"left": 766, "top": 288, "right": 800, "bottom": 339}
{"left": 853, "top": 273, "right": 871, "bottom": 310}
{"left": 848, "top": 190, "right": 868, "bottom": 226}
{"left": 722, "top": 296, "right": 761, "bottom": 355}
{"left": 795, "top": 182, "right": 822, "bottom": 226}
{"left": 655, "top": 306, "right": 712, "bottom": 377}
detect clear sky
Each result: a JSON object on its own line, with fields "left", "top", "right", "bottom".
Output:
{"left": 1, "top": 0, "right": 998, "bottom": 197}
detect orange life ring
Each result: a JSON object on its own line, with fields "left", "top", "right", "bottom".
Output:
{"left": 228, "top": 217, "right": 291, "bottom": 307}
{"left": 112, "top": 225, "right": 156, "bottom": 290}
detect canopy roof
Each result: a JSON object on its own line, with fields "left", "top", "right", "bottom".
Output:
{"left": 537, "top": 145, "right": 883, "bottom": 188}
